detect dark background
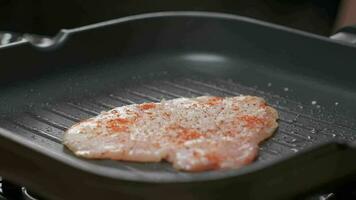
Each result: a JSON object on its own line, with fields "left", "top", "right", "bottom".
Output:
{"left": 0, "top": 0, "right": 340, "bottom": 36}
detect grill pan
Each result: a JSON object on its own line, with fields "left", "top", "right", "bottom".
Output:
{"left": 1, "top": 12, "right": 356, "bottom": 200}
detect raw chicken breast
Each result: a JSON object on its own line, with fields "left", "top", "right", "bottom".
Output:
{"left": 64, "top": 96, "right": 278, "bottom": 171}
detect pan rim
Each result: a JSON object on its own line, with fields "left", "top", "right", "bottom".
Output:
{"left": 64, "top": 11, "right": 355, "bottom": 49}
{"left": 2, "top": 11, "right": 353, "bottom": 51}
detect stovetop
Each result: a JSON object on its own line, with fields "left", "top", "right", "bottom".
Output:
{"left": 1, "top": 177, "right": 356, "bottom": 200}
{"left": 0, "top": 178, "right": 39, "bottom": 200}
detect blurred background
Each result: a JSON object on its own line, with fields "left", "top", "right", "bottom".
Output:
{"left": 0, "top": 0, "right": 353, "bottom": 36}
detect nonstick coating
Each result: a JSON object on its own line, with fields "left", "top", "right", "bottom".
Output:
{"left": 1, "top": 12, "right": 356, "bottom": 200}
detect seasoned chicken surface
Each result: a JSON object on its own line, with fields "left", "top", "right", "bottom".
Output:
{"left": 64, "top": 96, "right": 278, "bottom": 171}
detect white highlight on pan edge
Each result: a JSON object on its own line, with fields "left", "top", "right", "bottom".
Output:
{"left": 182, "top": 53, "right": 228, "bottom": 63}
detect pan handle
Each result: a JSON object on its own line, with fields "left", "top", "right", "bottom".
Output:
{"left": 0, "top": 32, "right": 24, "bottom": 46}
{"left": 0, "top": 31, "right": 67, "bottom": 49}
{"left": 330, "top": 25, "right": 356, "bottom": 44}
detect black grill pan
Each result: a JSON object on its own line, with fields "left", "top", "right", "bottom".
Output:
{"left": 1, "top": 12, "right": 356, "bottom": 200}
